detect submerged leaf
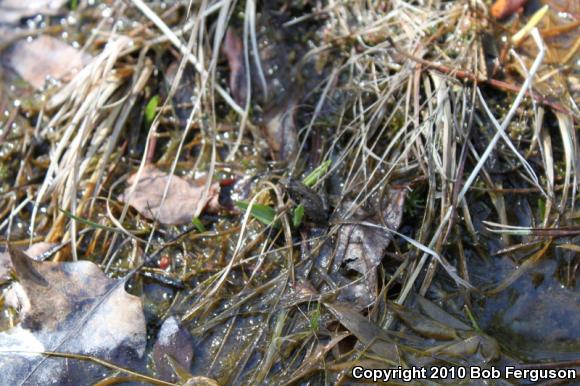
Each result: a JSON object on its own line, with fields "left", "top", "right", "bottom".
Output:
{"left": 324, "top": 303, "right": 398, "bottom": 361}
{"left": 119, "top": 166, "right": 220, "bottom": 225}
{"left": 415, "top": 296, "right": 471, "bottom": 331}
{"left": 0, "top": 246, "right": 146, "bottom": 385}
{"left": 425, "top": 333, "right": 500, "bottom": 363}
{"left": 390, "top": 302, "right": 460, "bottom": 340}
{"left": 152, "top": 316, "right": 194, "bottom": 382}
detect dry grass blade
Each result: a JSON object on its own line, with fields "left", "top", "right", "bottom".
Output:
{"left": 397, "top": 28, "right": 547, "bottom": 305}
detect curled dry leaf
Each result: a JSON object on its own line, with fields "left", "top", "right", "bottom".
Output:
{"left": 332, "top": 189, "right": 406, "bottom": 308}
{"left": 119, "top": 166, "right": 220, "bottom": 225}
{"left": 0, "top": 0, "right": 66, "bottom": 24}
{"left": 2, "top": 35, "right": 91, "bottom": 90}
{"left": 0, "top": 246, "right": 146, "bottom": 385}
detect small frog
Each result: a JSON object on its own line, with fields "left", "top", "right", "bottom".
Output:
{"left": 283, "top": 178, "right": 329, "bottom": 226}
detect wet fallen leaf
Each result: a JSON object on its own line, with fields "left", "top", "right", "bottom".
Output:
{"left": 491, "top": 0, "right": 528, "bottom": 19}
{"left": 287, "top": 332, "right": 350, "bottom": 383}
{"left": 119, "top": 166, "right": 220, "bottom": 225}
{"left": 390, "top": 302, "right": 460, "bottom": 340}
{"left": 0, "top": 242, "right": 54, "bottom": 283}
{"left": 332, "top": 189, "right": 406, "bottom": 307}
{"left": 415, "top": 296, "right": 471, "bottom": 331}
{"left": 390, "top": 299, "right": 500, "bottom": 364}
{"left": 263, "top": 96, "right": 299, "bottom": 161}
{"left": 2, "top": 35, "right": 91, "bottom": 90}
{"left": 425, "top": 332, "right": 500, "bottom": 363}
{"left": 0, "top": 246, "right": 146, "bottom": 385}
{"left": 324, "top": 302, "right": 398, "bottom": 361}
{"left": 0, "top": 0, "right": 66, "bottom": 24}
{"left": 152, "top": 316, "right": 195, "bottom": 382}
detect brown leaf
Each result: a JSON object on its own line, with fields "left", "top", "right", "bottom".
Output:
{"left": 0, "top": 246, "right": 146, "bottom": 384}
{"left": 389, "top": 302, "right": 460, "bottom": 340}
{"left": 263, "top": 97, "right": 299, "bottom": 161}
{"left": 0, "top": 242, "right": 54, "bottom": 283}
{"left": 119, "top": 166, "right": 220, "bottom": 225}
{"left": 332, "top": 189, "right": 406, "bottom": 307}
{"left": 152, "top": 316, "right": 195, "bottom": 382}
{"left": 0, "top": 0, "right": 66, "bottom": 24}
{"left": 2, "top": 35, "right": 91, "bottom": 90}
{"left": 324, "top": 303, "right": 398, "bottom": 361}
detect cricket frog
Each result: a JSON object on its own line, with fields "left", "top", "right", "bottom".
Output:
{"left": 284, "top": 178, "right": 329, "bottom": 226}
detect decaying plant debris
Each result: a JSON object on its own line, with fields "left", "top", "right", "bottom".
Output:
{"left": 0, "top": 0, "right": 578, "bottom": 384}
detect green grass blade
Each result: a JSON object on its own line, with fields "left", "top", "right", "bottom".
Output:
{"left": 59, "top": 208, "right": 122, "bottom": 233}
{"left": 293, "top": 204, "right": 304, "bottom": 227}
{"left": 302, "top": 160, "right": 331, "bottom": 187}
{"left": 235, "top": 200, "right": 277, "bottom": 226}
{"left": 191, "top": 217, "right": 206, "bottom": 232}
{"left": 145, "top": 95, "right": 159, "bottom": 126}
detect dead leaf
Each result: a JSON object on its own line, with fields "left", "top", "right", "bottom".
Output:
{"left": 425, "top": 333, "right": 500, "bottom": 363}
{"left": 2, "top": 35, "right": 91, "bottom": 90}
{"left": 119, "top": 166, "right": 220, "bottom": 225}
{"left": 263, "top": 97, "right": 299, "bottom": 161}
{"left": 332, "top": 189, "right": 406, "bottom": 307}
{"left": 324, "top": 302, "right": 398, "bottom": 361}
{"left": 152, "top": 316, "right": 195, "bottom": 382}
{"left": 287, "top": 332, "right": 350, "bottom": 384}
{"left": 0, "top": 0, "right": 66, "bottom": 24}
{"left": 222, "top": 29, "right": 247, "bottom": 106}
{"left": 0, "top": 242, "right": 54, "bottom": 283}
{"left": 0, "top": 246, "right": 146, "bottom": 384}
{"left": 389, "top": 301, "right": 460, "bottom": 340}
